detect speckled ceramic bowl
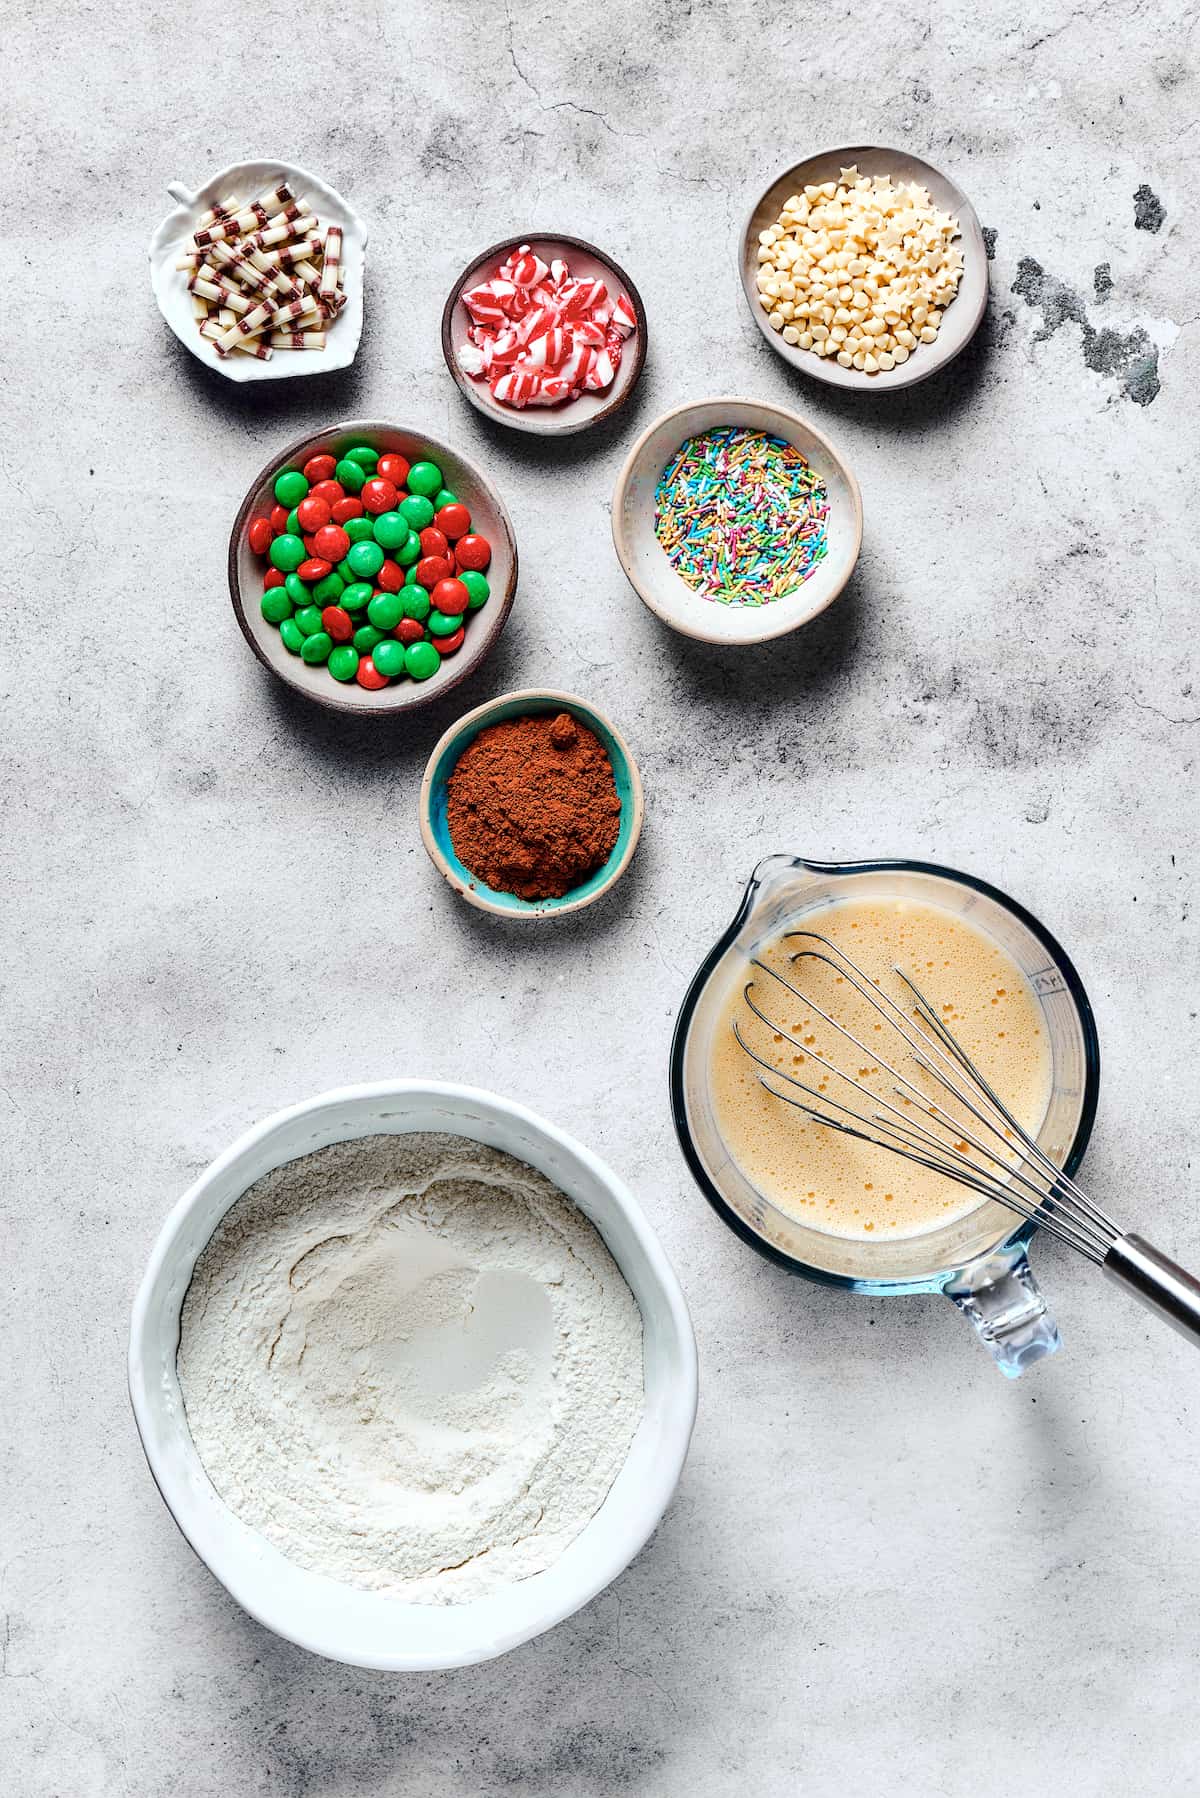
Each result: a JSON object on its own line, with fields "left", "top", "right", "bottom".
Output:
{"left": 228, "top": 419, "right": 518, "bottom": 715}
{"left": 420, "top": 689, "right": 644, "bottom": 919}
{"left": 441, "top": 233, "right": 648, "bottom": 437}
{"left": 738, "top": 145, "right": 988, "bottom": 391}
{"left": 611, "top": 396, "right": 862, "bottom": 646}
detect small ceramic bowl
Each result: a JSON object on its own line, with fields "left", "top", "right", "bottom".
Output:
{"left": 149, "top": 159, "right": 367, "bottom": 385}
{"left": 738, "top": 146, "right": 988, "bottom": 392}
{"left": 611, "top": 396, "right": 862, "bottom": 647}
{"left": 441, "top": 234, "right": 648, "bottom": 437}
{"left": 420, "top": 689, "right": 644, "bottom": 919}
{"left": 128, "top": 1080, "right": 698, "bottom": 1670}
{"left": 229, "top": 419, "right": 518, "bottom": 716}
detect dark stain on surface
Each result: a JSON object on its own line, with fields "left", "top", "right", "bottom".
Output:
{"left": 1154, "top": 57, "right": 1188, "bottom": 89}
{"left": 1011, "top": 257, "right": 1160, "bottom": 405}
{"left": 1093, "top": 262, "right": 1113, "bottom": 302}
{"left": 981, "top": 226, "right": 997, "bottom": 261}
{"left": 1133, "top": 183, "right": 1165, "bottom": 232}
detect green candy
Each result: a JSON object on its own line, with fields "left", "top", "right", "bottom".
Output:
{"left": 396, "top": 530, "right": 421, "bottom": 566}
{"left": 367, "top": 591, "right": 403, "bottom": 632}
{"left": 261, "top": 588, "right": 293, "bottom": 625}
{"left": 274, "top": 469, "right": 309, "bottom": 507}
{"left": 460, "top": 571, "right": 489, "bottom": 609}
{"left": 341, "top": 581, "right": 374, "bottom": 612}
{"left": 286, "top": 507, "right": 302, "bottom": 536}
{"left": 427, "top": 608, "right": 464, "bottom": 637}
{"left": 344, "top": 445, "right": 379, "bottom": 470}
{"left": 284, "top": 572, "right": 311, "bottom": 604}
{"left": 433, "top": 488, "right": 458, "bottom": 510}
{"left": 406, "top": 460, "right": 443, "bottom": 498}
{"left": 300, "top": 630, "right": 332, "bottom": 665}
{"left": 312, "top": 573, "right": 346, "bottom": 605}
{"left": 353, "top": 624, "right": 384, "bottom": 653}
{"left": 336, "top": 557, "right": 359, "bottom": 585}
{"left": 399, "top": 584, "right": 431, "bottom": 621}
{"left": 279, "top": 617, "right": 304, "bottom": 654}
{"left": 345, "top": 516, "right": 376, "bottom": 543}
{"left": 347, "top": 540, "right": 384, "bottom": 580}
{"left": 328, "top": 645, "right": 360, "bottom": 683}
{"left": 269, "top": 533, "right": 306, "bottom": 573}
{"left": 294, "top": 605, "right": 324, "bottom": 638}
{"left": 405, "top": 640, "right": 441, "bottom": 681}
{"left": 372, "top": 511, "right": 408, "bottom": 550}
{"left": 398, "top": 494, "right": 434, "bottom": 530}
{"left": 371, "top": 638, "right": 405, "bottom": 679}
{"left": 334, "top": 458, "right": 366, "bottom": 493}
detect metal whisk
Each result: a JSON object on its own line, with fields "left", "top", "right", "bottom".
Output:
{"left": 734, "top": 930, "right": 1200, "bottom": 1347}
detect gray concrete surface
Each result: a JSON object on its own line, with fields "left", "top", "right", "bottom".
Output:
{"left": 4, "top": 1, "right": 1199, "bottom": 1793}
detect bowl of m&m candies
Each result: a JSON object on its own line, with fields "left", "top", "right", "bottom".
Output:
{"left": 229, "top": 421, "right": 518, "bottom": 713}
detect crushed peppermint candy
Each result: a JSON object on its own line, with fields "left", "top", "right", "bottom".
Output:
{"left": 456, "top": 243, "right": 637, "bottom": 409}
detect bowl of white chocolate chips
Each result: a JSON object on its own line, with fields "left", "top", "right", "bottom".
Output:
{"left": 739, "top": 146, "right": 988, "bottom": 390}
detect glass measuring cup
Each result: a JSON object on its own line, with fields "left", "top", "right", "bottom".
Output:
{"left": 670, "top": 855, "right": 1100, "bottom": 1376}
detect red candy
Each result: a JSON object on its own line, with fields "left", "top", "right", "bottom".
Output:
{"left": 431, "top": 577, "right": 468, "bottom": 616}
{"left": 308, "top": 479, "right": 344, "bottom": 507}
{"left": 435, "top": 626, "right": 466, "bottom": 656}
{"left": 454, "top": 534, "right": 491, "bottom": 572}
{"left": 376, "top": 560, "right": 404, "bottom": 593}
{"left": 303, "top": 454, "right": 337, "bottom": 483}
{"left": 416, "top": 554, "right": 454, "bottom": 590}
{"left": 263, "top": 568, "right": 285, "bottom": 590}
{"left": 355, "top": 656, "right": 389, "bottom": 690}
{"left": 296, "top": 495, "right": 332, "bottom": 533}
{"left": 360, "top": 477, "right": 399, "bottom": 516}
{"left": 395, "top": 618, "right": 426, "bottom": 645}
{"left": 322, "top": 606, "right": 354, "bottom": 643}
{"left": 436, "top": 503, "right": 471, "bottom": 541}
{"left": 377, "top": 452, "right": 409, "bottom": 486}
{"left": 419, "top": 527, "right": 449, "bottom": 559}
{"left": 298, "top": 557, "right": 332, "bottom": 582}
{"left": 248, "top": 516, "right": 273, "bottom": 555}
{"left": 270, "top": 504, "right": 289, "bottom": 535}
{"left": 330, "top": 497, "right": 363, "bottom": 525}
{"left": 302, "top": 535, "right": 318, "bottom": 556}
{"left": 313, "top": 524, "right": 351, "bottom": 562}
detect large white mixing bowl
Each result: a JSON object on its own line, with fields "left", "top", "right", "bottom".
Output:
{"left": 129, "top": 1082, "right": 698, "bottom": 1670}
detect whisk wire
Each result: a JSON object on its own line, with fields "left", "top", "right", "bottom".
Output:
{"left": 736, "top": 931, "right": 1121, "bottom": 1262}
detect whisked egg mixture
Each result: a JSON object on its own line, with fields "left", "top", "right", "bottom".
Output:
{"left": 708, "top": 895, "right": 1053, "bottom": 1240}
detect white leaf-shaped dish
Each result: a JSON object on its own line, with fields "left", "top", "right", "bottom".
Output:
{"left": 148, "top": 159, "right": 367, "bottom": 384}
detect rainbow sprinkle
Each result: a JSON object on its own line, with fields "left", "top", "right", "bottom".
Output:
{"left": 653, "top": 427, "right": 829, "bottom": 606}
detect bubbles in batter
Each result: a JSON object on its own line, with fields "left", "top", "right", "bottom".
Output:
{"left": 708, "top": 896, "right": 1053, "bottom": 1240}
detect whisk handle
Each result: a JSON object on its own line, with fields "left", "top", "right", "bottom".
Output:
{"left": 1104, "top": 1234, "right": 1200, "bottom": 1347}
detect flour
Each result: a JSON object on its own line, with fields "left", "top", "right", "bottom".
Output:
{"left": 177, "top": 1133, "right": 644, "bottom": 1604}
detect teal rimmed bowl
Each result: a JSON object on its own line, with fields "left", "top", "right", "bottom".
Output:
{"left": 420, "top": 689, "right": 644, "bottom": 919}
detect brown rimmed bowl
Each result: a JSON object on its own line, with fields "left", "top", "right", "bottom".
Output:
{"left": 611, "top": 396, "right": 862, "bottom": 647}
{"left": 738, "top": 146, "right": 988, "bottom": 392}
{"left": 441, "top": 234, "right": 648, "bottom": 438}
{"left": 419, "top": 689, "right": 644, "bottom": 920}
{"left": 228, "top": 419, "right": 518, "bottom": 715}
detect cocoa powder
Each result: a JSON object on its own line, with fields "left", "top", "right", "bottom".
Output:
{"left": 446, "top": 712, "right": 622, "bottom": 900}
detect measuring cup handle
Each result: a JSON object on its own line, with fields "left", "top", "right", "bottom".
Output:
{"left": 943, "top": 1242, "right": 1061, "bottom": 1378}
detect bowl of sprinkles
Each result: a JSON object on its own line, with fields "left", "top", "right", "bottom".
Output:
{"left": 611, "top": 397, "right": 861, "bottom": 645}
